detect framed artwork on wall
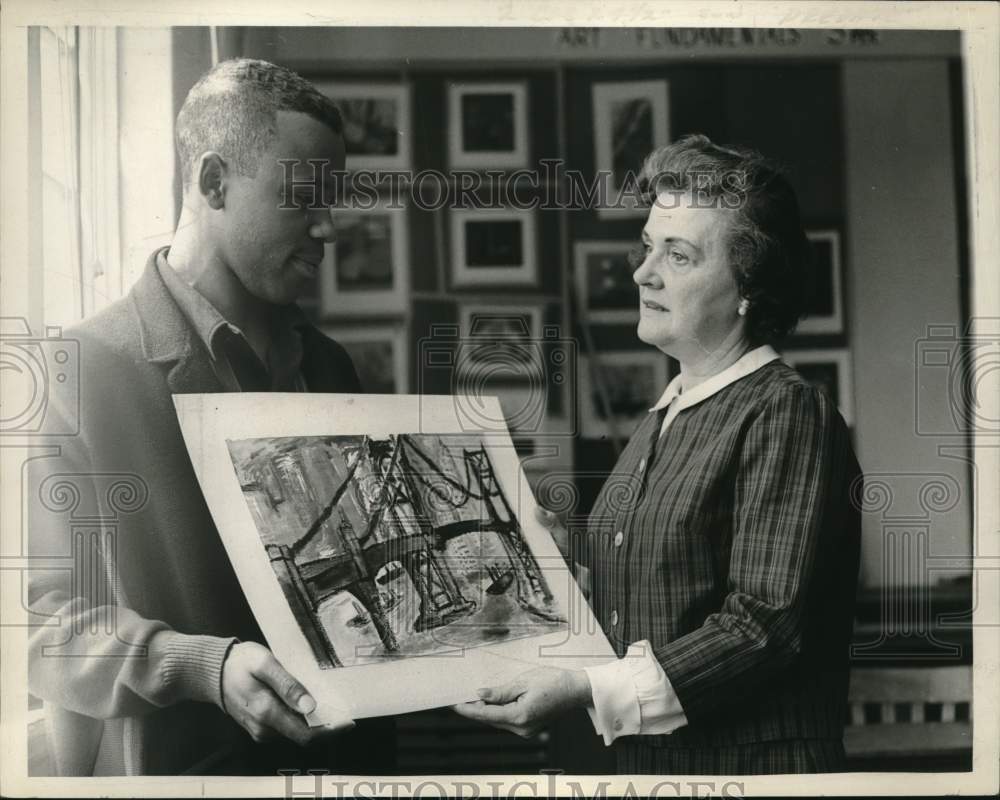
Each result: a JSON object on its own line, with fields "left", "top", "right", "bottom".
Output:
{"left": 580, "top": 350, "right": 671, "bottom": 439}
{"left": 314, "top": 82, "right": 411, "bottom": 170}
{"left": 797, "top": 229, "right": 844, "bottom": 336}
{"left": 458, "top": 304, "right": 542, "bottom": 341}
{"left": 448, "top": 81, "right": 529, "bottom": 168}
{"left": 574, "top": 240, "right": 640, "bottom": 323}
{"left": 456, "top": 304, "right": 544, "bottom": 380}
{"left": 450, "top": 208, "right": 537, "bottom": 287}
{"left": 320, "top": 203, "right": 408, "bottom": 316}
{"left": 782, "top": 348, "right": 854, "bottom": 426}
{"left": 591, "top": 79, "right": 669, "bottom": 219}
{"left": 321, "top": 324, "right": 408, "bottom": 394}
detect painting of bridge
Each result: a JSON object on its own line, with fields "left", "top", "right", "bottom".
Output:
{"left": 226, "top": 433, "right": 566, "bottom": 668}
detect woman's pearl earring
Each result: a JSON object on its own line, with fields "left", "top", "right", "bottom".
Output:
{"left": 738, "top": 299, "right": 749, "bottom": 317}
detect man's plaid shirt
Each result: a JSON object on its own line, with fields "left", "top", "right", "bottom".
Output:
{"left": 582, "top": 359, "right": 862, "bottom": 751}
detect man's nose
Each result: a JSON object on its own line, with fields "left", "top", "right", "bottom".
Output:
{"left": 309, "top": 207, "right": 337, "bottom": 243}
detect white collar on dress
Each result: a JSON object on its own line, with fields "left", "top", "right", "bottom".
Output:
{"left": 649, "top": 344, "right": 781, "bottom": 416}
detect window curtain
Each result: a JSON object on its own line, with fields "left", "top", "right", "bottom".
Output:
{"left": 30, "top": 25, "right": 123, "bottom": 329}
{"left": 77, "top": 27, "right": 122, "bottom": 318}
{"left": 35, "top": 26, "right": 82, "bottom": 327}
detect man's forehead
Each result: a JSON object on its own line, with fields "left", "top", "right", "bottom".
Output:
{"left": 281, "top": 156, "right": 343, "bottom": 185}
{"left": 271, "top": 110, "right": 345, "bottom": 164}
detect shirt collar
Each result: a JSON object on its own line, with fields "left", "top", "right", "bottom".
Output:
{"left": 650, "top": 344, "right": 781, "bottom": 415}
{"left": 156, "top": 248, "right": 235, "bottom": 357}
{"left": 156, "top": 247, "right": 309, "bottom": 360}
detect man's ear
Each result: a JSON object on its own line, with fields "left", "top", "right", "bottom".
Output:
{"left": 197, "top": 152, "right": 227, "bottom": 210}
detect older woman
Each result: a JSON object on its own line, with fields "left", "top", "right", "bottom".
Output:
{"left": 455, "top": 134, "right": 862, "bottom": 775}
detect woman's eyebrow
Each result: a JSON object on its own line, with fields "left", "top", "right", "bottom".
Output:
{"left": 664, "top": 236, "right": 702, "bottom": 254}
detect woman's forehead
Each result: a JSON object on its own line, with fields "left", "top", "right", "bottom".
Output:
{"left": 645, "top": 192, "right": 736, "bottom": 244}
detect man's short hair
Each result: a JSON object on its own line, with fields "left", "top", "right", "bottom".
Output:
{"left": 175, "top": 58, "right": 343, "bottom": 185}
{"left": 638, "top": 134, "right": 813, "bottom": 345}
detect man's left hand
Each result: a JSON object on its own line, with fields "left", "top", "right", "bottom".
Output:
{"left": 452, "top": 666, "right": 592, "bottom": 738}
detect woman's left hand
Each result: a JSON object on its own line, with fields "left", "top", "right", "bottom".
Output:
{"left": 452, "top": 666, "right": 592, "bottom": 738}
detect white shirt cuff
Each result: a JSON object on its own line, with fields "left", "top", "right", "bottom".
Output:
{"left": 583, "top": 640, "right": 688, "bottom": 745}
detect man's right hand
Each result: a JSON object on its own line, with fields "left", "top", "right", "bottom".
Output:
{"left": 221, "top": 641, "right": 334, "bottom": 746}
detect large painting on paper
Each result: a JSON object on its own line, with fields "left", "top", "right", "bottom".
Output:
{"left": 226, "top": 433, "right": 566, "bottom": 669}
{"left": 174, "top": 393, "right": 614, "bottom": 722}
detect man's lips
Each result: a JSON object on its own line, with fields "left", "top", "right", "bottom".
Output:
{"left": 291, "top": 256, "right": 321, "bottom": 276}
{"left": 642, "top": 298, "right": 668, "bottom": 311}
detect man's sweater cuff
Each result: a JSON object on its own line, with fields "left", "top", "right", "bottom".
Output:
{"left": 158, "top": 632, "right": 238, "bottom": 709}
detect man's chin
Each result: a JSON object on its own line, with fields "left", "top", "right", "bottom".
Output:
{"left": 258, "top": 283, "right": 306, "bottom": 308}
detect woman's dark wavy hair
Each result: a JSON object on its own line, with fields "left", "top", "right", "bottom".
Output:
{"left": 638, "top": 134, "right": 813, "bottom": 345}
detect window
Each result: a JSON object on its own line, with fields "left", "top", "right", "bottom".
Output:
{"left": 28, "top": 26, "right": 122, "bottom": 329}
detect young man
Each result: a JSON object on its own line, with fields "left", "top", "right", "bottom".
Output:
{"left": 27, "top": 58, "right": 393, "bottom": 776}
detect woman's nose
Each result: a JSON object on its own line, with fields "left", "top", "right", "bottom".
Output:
{"left": 633, "top": 254, "right": 659, "bottom": 288}
{"left": 309, "top": 207, "right": 337, "bottom": 243}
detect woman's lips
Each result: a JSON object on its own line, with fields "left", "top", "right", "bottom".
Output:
{"left": 642, "top": 299, "right": 668, "bottom": 311}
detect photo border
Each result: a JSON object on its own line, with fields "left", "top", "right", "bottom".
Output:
{"left": 320, "top": 322, "right": 408, "bottom": 394}
{"left": 447, "top": 80, "right": 529, "bottom": 169}
{"left": 592, "top": 78, "right": 670, "bottom": 219}
{"left": 313, "top": 81, "right": 411, "bottom": 171}
{"left": 579, "top": 350, "right": 671, "bottom": 439}
{"left": 799, "top": 229, "right": 845, "bottom": 335}
{"left": 782, "top": 346, "right": 855, "bottom": 426}
{"left": 320, "top": 202, "right": 409, "bottom": 316}
{"left": 1, "top": 4, "right": 997, "bottom": 797}
{"left": 574, "top": 240, "right": 640, "bottom": 324}
{"left": 450, "top": 207, "right": 538, "bottom": 288}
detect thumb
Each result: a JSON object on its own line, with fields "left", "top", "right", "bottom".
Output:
{"left": 478, "top": 680, "right": 524, "bottom": 705}
{"left": 535, "top": 506, "right": 569, "bottom": 557}
{"left": 534, "top": 507, "right": 558, "bottom": 529}
{"left": 254, "top": 652, "right": 316, "bottom": 715}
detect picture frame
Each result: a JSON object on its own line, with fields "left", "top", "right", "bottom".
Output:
{"left": 321, "top": 324, "right": 408, "bottom": 395}
{"left": 458, "top": 304, "right": 542, "bottom": 350}
{"left": 580, "top": 350, "right": 671, "bottom": 439}
{"left": 320, "top": 203, "right": 408, "bottom": 316}
{"left": 450, "top": 208, "right": 537, "bottom": 288}
{"left": 448, "top": 81, "right": 529, "bottom": 169}
{"left": 314, "top": 82, "right": 411, "bottom": 171}
{"left": 797, "top": 229, "right": 845, "bottom": 336}
{"left": 592, "top": 79, "right": 670, "bottom": 219}
{"left": 782, "top": 348, "right": 855, "bottom": 426}
{"left": 455, "top": 303, "right": 545, "bottom": 402}
{"left": 574, "top": 240, "right": 640, "bottom": 323}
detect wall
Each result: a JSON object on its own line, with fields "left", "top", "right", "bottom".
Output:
{"left": 843, "top": 60, "right": 971, "bottom": 586}
{"left": 118, "top": 28, "right": 176, "bottom": 287}
{"left": 247, "top": 28, "right": 971, "bottom": 590}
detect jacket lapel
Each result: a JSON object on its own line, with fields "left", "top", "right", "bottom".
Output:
{"left": 129, "top": 249, "right": 223, "bottom": 395}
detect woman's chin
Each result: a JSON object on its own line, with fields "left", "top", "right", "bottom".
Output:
{"left": 637, "top": 322, "right": 673, "bottom": 350}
